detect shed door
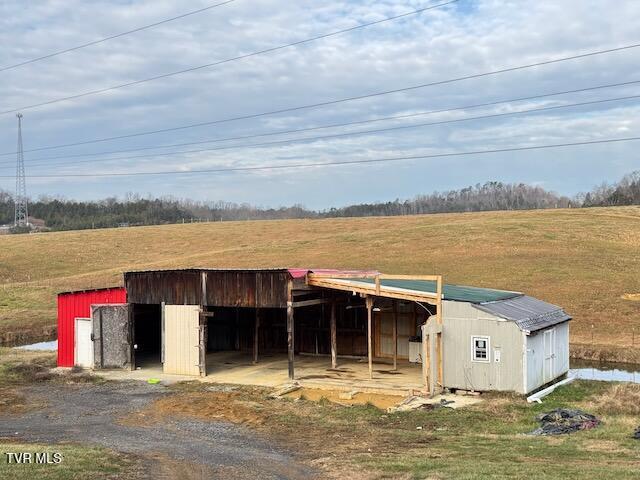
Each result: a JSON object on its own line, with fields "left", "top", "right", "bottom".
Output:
{"left": 163, "top": 305, "right": 203, "bottom": 376}
{"left": 92, "top": 304, "right": 131, "bottom": 369}
{"left": 74, "top": 318, "right": 93, "bottom": 368}
{"left": 543, "top": 328, "right": 555, "bottom": 383}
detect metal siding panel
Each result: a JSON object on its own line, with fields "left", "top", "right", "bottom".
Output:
{"left": 474, "top": 296, "right": 571, "bottom": 332}
{"left": 56, "top": 288, "right": 126, "bottom": 367}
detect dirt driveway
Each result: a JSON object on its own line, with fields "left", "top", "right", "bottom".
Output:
{"left": 0, "top": 380, "right": 315, "bottom": 479}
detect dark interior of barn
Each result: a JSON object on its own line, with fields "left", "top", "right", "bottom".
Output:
{"left": 132, "top": 303, "right": 161, "bottom": 368}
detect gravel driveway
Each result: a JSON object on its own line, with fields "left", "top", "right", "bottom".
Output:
{"left": 0, "top": 381, "right": 315, "bottom": 479}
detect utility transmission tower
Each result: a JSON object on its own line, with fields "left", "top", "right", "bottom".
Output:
{"left": 14, "top": 113, "right": 28, "bottom": 227}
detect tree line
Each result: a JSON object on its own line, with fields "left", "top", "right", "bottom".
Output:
{"left": 0, "top": 171, "right": 638, "bottom": 232}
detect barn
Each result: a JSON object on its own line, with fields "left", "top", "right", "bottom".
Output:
{"left": 57, "top": 287, "right": 127, "bottom": 368}
{"left": 57, "top": 268, "right": 570, "bottom": 395}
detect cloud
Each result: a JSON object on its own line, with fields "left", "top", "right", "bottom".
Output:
{"left": 0, "top": 0, "right": 638, "bottom": 209}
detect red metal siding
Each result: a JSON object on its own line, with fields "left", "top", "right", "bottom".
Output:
{"left": 57, "top": 287, "right": 127, "bottom": 367}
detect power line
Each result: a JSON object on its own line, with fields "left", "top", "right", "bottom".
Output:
{"left": 7, "top": 92, "right": 639, "bottom": 171}
{"left": 0, "top": 1, "right": 237, "bottom": 73}
{"left": 2, "top": 41, "right": 639, "bottom": 157}
{"left": 1, "top": 136, "right": 637, "bottom": 178}
{"left": 0, "top": 0, "right": 459, "bottom": 116}
{"left": 5, "top": 79, "right": 639, "bottom": 165}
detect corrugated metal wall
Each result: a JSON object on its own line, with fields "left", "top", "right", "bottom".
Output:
{"left": 57, "top": 287, "right": 127, "bottom": 367}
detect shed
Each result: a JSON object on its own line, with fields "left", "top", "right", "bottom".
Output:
{"left": 57, "top": 269, "right": 571, "bottom": 396}
{"left": 57, "top": 287, "right": 127, "bottom": 367}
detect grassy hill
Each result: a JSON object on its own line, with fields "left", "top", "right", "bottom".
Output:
{"left": 1, "top": 206, "right": 639, "bottom": 356}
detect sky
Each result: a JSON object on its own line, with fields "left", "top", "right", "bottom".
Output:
{"left": 0, "top": 0, "right": 638, "bottom": 210}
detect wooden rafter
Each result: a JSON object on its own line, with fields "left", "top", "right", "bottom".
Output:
{"left": 307, "top": 274, "right": 439, "bottom": 305}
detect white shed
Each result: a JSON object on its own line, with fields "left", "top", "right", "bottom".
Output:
{"left": 427, "top": 295, "right": 571, "bottom": 394}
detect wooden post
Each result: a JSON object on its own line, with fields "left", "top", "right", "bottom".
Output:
{"left": 392, "top": 300, "right": 398, "bottom": 371}
{"left": 436, "top": 275, "right": 443, "bottom": 390}
{"left": 330, "top": 300, "right": 337, "bottom": 369}
{"left": 287, "top": 279, "right": 295, "bottom": 380}
{"left": 253, "top": 309, "right": 260, "bottom": 364}
{"left": 366, "top": 296, "right": 373, "bottom": 380}
{"left": 422, "top": 329, "right": 430, "bottom": 393}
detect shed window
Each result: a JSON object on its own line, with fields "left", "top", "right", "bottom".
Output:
{"left": 472, "top": 336, "right": 490, "bottom": 362}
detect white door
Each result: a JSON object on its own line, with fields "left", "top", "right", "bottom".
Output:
{"left": 75, "top": 318, "right": 93, "bottom": 368}
{"left": 543, "top": 329, "right": 555, "bottom": 383}
{"left": 163, "top": 305, "right": 202, "bottom": 376}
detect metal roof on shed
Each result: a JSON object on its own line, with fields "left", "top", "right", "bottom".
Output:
{"left": 474, "top": 295, "right": 571, "bottom": 333}
{"left": 346, "top": 278, "right": 521, "bottom": 303}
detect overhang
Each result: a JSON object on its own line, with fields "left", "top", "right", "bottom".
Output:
{"left": 473, "top": 295, "right": 571, "bottom": 333}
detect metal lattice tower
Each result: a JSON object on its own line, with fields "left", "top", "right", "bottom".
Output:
{"left": 14, "top": 113, "right": 28, "bottom": 227}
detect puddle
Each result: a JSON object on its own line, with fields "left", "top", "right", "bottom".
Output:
{"left": 570, "top": 359, "right": 640, "bottom": 384}
{"left": 15, "top": 340, "right": 58, "bottom": 351}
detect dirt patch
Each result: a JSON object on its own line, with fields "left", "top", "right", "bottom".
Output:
{"left": 144, "top": 451, "right": 218, "bottom": 479}
{"left": 285, "top": 388, "right": 404, "bottom": 410}
{"left": 121, "top": 390, "right": 267, "bottom": 427}
{"left": 1, "top": 381, "right": 314, "bottom": 479}
{"left": 0, "top": 388, "right": 30, "bottom": 414}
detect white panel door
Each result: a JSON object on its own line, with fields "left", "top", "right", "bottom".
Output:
{"left": 543, "top": 329, "right": 555, "bottom": 383}
{"left": 163, "top": 305, "right": 201, "bottom": 376}
{"left": 74, "top": 318, "right": 93, "bottom": 368}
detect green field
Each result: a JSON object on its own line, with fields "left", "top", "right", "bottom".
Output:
{"left": 1, "top": 206, "right": 639, "bottom": 355}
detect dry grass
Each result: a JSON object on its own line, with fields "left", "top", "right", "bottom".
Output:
{"left": 121, "top": 380, "right": 640, "bottom": 479}
{"left": 1, "top": 206, "right": 639, "bottom": 350}
{"left": 587, "top": 383, "right": 640, "bottom": 415}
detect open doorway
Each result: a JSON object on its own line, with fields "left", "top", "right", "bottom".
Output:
{"left": 132, "top": 304, "right": 161, "bottom": 369}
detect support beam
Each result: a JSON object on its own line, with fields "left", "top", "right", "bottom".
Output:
{"left": 422, "top": 330, "right": 430, "bottom": 394}
{"left": 287, "top": 279, "right": 295, "bottom": 380}
{"left": 392, "top": 300, "right": 398, "bottom": 371}
{"left": 330, "top": 300, "right": 337, "bottom": 369}
{"left": 366, "top": 296, "right": 373, "bottom": 380}
{"left": 292, "top": 298, "right": 332, "bottom": 308}
{"left": 253, "top": 309, "right": 260, "bottom": 364}
{"left": 436, "top": 275, "right": 443, "bottom": 390}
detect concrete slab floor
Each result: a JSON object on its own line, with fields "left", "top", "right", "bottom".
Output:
{"left": 92, "top": 351, "right": 426, "bottom": 396}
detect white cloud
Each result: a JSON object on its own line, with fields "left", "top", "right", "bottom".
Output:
{"left": 0, "top": 0, "right": 638, "bottom": 209}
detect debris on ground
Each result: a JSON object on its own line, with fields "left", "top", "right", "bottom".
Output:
{"left": 338, "top": 390, "right": 359, "bottom": 400}
{"left": 529, "top": 408, "right": 600, "bottom": 435}
{"left": 387, "top": 396, "right": 455, "bottom": 413}
{"left": 205, "top": 385, "right": 238, "bottom": 393}
{"left": 633, "top": 426, "right": 640, "bottom": 440}
{"left": 269, "top": 383, "right": 300, "bottom": 398}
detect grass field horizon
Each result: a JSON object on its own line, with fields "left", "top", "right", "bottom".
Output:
{"left": 1, "top": 206, "right": 639, "bottom": 357}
